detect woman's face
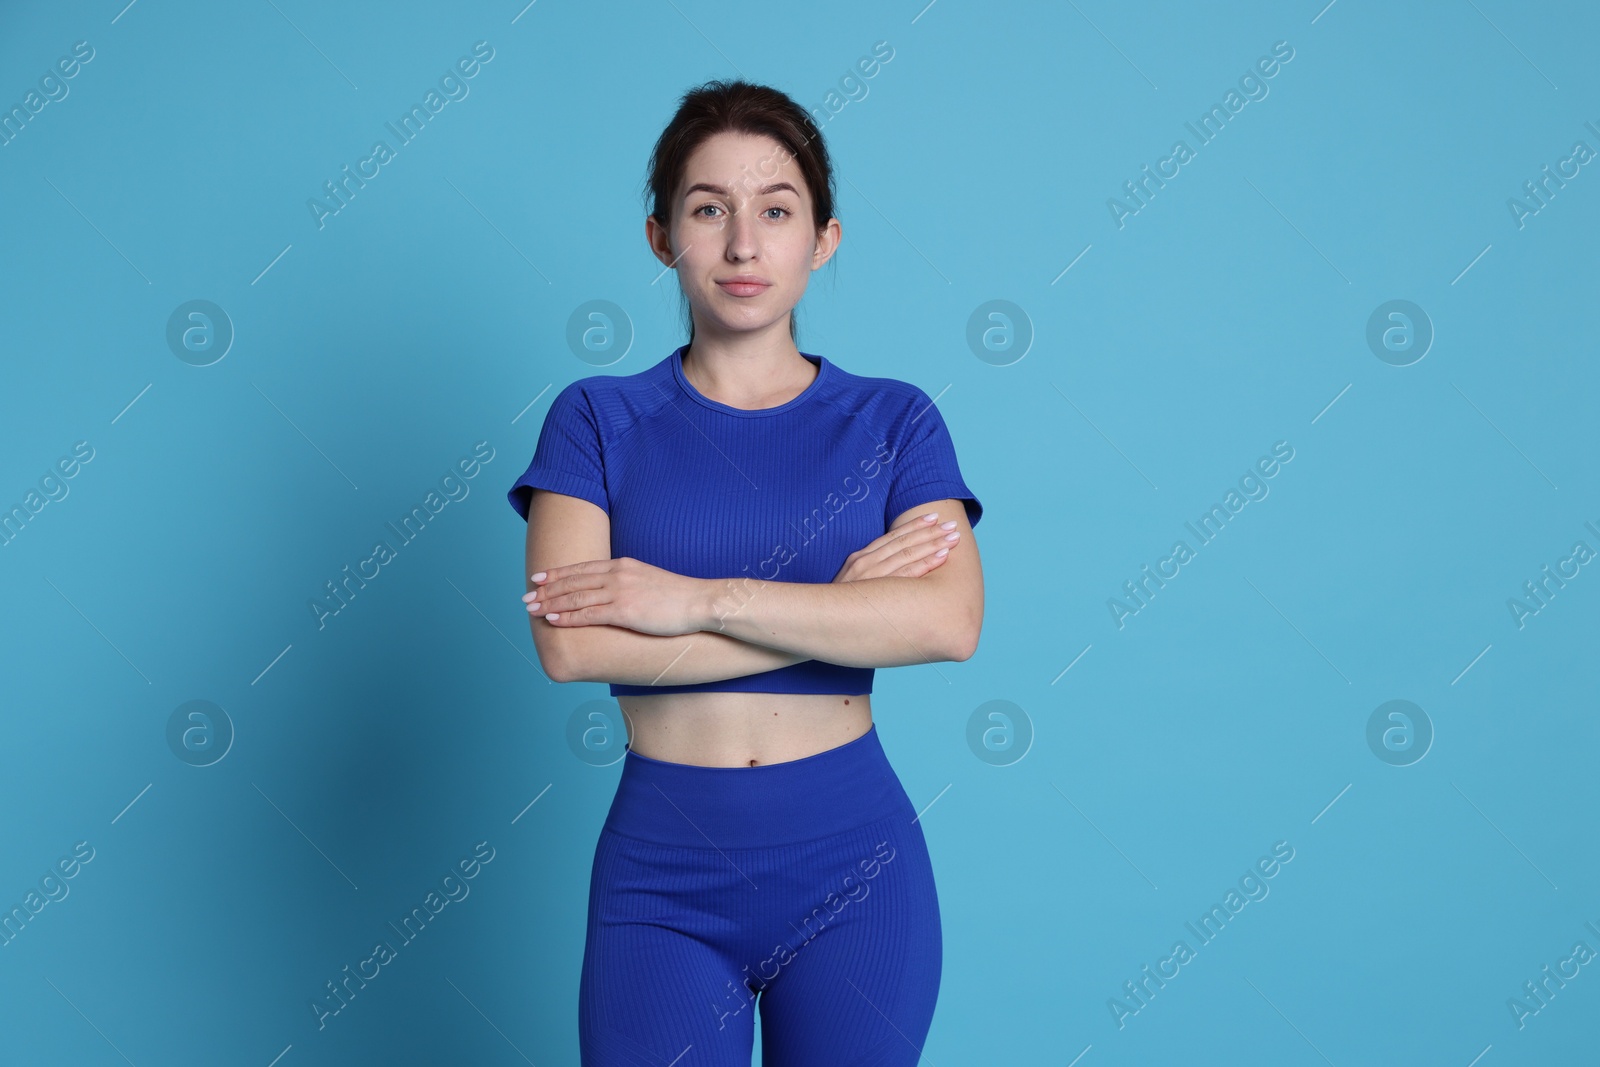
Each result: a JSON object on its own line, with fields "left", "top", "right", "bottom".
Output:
{"left": 648, "top": 130, "right": 840, "bottom": 342}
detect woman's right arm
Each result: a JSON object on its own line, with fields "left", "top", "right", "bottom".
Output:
{"left": 525, "top": 489, "right": 964, "bottom": 686}
{"left": 526, "top": 489, "right": 807, "bottom": 685}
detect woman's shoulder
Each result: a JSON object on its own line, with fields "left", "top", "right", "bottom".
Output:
{"left": 820, "top": 360, "right": 942, "bottom": 436}
{"left": 819, "top": 356, "right": 931, "bottom": 407}
{"left": 560, "top": 349, "right": 675, "bottom": 400}
{"left": 546, "top": 351, "right": 678, "bottom": 444}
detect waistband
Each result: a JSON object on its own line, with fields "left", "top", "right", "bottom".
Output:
{"left": 603, "top": 723, "right": 912, "bottom": 849}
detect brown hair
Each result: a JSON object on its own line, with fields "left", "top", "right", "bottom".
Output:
{"left": 643, "top": 79, "right": 837, "bottom": 345}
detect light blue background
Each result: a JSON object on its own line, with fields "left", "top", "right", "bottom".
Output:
{"left": 2, "top": 1, "right": 1597, "bottom": 1063}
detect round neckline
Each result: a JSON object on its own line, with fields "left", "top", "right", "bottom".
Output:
{"left": 672, "top": 344, "right": 829, "bottom": 418}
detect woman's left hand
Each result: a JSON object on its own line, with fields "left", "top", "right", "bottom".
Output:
{"left": 523, "top": 557, "right": 708, "bottom": 636}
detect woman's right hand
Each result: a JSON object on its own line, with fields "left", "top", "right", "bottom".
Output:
{"left": 831, "top": 513, "right": 962, "bottom": 583}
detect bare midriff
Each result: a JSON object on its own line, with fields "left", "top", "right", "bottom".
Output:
{"left": 616, "top": 691, "right": 873, "bottom": 768}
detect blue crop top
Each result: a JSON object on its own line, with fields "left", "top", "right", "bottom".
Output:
{"left": 507, "top": 344, "right": 982, "bottom": 696}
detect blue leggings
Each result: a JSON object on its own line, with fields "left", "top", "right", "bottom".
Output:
{"left": 578, "top": 723, "right": 942, "bottom": 1066}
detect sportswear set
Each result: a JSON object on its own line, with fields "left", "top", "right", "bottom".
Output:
{"left": 509, "top": 345, "right": 982, "bottom": 1064}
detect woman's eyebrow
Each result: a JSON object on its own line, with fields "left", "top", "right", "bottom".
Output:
{"left": 683, "top": 181, "right": 799, "bottom": 200}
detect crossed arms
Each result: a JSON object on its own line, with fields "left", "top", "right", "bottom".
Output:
{"left": 521, "top": 488, "right": 984, "bottom": 686}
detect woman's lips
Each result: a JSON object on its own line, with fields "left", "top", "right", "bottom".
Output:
{"left": 716, "top": 280, "right": 770, "bottom": 296}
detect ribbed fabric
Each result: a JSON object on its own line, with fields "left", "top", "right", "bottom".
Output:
{"left": 578, "top": 725, "right": 942, "bottom": 1066}
{"left": 506, "top": 344, "right": 982, "bottom": 697}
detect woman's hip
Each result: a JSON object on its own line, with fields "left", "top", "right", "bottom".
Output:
{"left": 602, "top": 722, "right": 916, "bottom": 851}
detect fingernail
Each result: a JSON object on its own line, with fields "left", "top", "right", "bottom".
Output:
{"left": 547, "top": 612, "right": 560, "bottom": 620}
{"left": 940, "top": 521, "right": 957, "bottom": 530}
{"left": 935, "top": 547, "right": 949, "bottom": 557}
{"left": 531, "top": 571, "right": 547, "bottom": 582}
{"left": 944, "top": 532, "right": 958, "bottom": 541}
{"left": 921, "top": 513, "right": 938, "bottom": 521}
{"left": 529, "top": 602, "right": 541, "bottom": 612}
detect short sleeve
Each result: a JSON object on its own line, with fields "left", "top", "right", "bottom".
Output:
{"left": 506, "top": 382, "right": 609, "bottom": 521}
{"left": 882, "top": 390, "right": 982, "bottom": 529}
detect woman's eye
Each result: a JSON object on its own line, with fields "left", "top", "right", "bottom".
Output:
{"left": 693, "top": 204, "right": 789, "bottom": 220}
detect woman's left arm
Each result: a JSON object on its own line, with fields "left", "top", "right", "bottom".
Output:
{"left": 702, "top": 498, "right": 983, "bottom": 667}
{"left": 529, "top": 499, "right": 984, "bottom": 668}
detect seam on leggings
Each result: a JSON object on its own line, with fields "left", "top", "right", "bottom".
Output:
{"left": 599, "top": 806, "right": 916, "bottom": 851}
{"left": 848, "top": 1030, "right": 916, "bottom": 1067}
{"left": 595, "top": 1020, "right": 682, "bottom": 1066}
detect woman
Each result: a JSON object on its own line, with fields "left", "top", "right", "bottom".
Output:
{"left": 507, "top": 79, "right": 984, "bottom": 1066}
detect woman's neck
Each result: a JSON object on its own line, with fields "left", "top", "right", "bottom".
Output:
{"left": 681, "top": 339, "right": 816, "bottom": 410}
